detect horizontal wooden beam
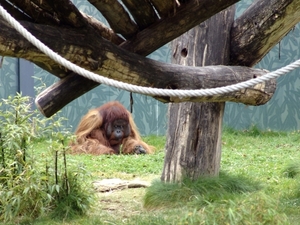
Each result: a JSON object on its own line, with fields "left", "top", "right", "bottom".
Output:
{"left": 35, "top": 66, "right": 275, "bottom": 117}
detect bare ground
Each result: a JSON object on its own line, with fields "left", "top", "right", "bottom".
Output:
{"left": 91, "top": 176, "right": 159, "bottom": 222}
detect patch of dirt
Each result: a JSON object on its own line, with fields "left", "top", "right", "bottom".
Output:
{"left": 92, "top": 176, "right": 159, "bottom": 221}
{"left": 94, "top": 186, "right": 146, "bottom": 221}
{"left": 93, "top": 178, "right": 151, "bottom": 192}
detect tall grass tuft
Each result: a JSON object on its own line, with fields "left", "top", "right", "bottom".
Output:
{"left": 144, "top": 172, "right": 262, "bottom": 209}
{"left": 177, "top": 193, "right": 289, "bottom": 225}
{"left": 282, "top": 162, "right": 300, "bottom": 178}
{"left": 50, "top": 170, "right": 94, "bottom": 220}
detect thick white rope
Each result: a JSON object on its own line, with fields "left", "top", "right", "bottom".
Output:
{"left": 1, "top": 4, "right": 300, "bottom": 98}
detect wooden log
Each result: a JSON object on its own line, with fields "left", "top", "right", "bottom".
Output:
{"left": 35, "top": 73, "right": 100, "bottom": 117}
{"left": 119, "top": 0, "right": 240, "bottom": 55}
{"left": 121, "top": 0, "right": 159, "bottom": 29}
{"left": 148, "top": 0, "right": 174, "bottom": 18}
{"left": 35, "top": 65, "right": 275, "bottom": 117}
{"left": 230, "top": 0, "right": 300, "bottom": 66}
{"left": 87, "top": 0, "right": 138, "bottom": 39}
{"left": 7, "top": 0, "right": 59, "bottom": 25}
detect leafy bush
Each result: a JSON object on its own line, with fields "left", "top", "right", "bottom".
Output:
{"left": 0, "top": 94, "right": 93, "bottom": 223}
{"left": 0, "top": 164, "right": 52, "bottom": 222}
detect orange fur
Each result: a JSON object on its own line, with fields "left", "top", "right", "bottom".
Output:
{"left": 121, "top": 113, "right": 155, "bottom": 154}
{"left": 71, "top": 101, "right": 154, "bottom": 155}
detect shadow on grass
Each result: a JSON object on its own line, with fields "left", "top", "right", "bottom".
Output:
{"left": 138, "top": 172, "right": 291, "bottom": 225}
{"left": 144, "top": 171, "right": 262, "bottom": 209}
{"left": 282, "top": 161, "right": 300, "bottom": 179}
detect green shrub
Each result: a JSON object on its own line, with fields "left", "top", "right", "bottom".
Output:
{"left": 0, "top": 94, "right": 93, "bottom": 223}
{"left": 50, "top": 169, "right": 94, "bottom": 220}
{"left": 0, "top": 163, "right": 52, "bottom": 222}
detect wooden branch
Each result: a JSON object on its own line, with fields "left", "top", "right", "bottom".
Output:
{"left": 0, "top": 19, "right": 124, "bottom": 76}
{"left": 31, "top": 0, "right": 53, "bottom": 12}
{"left": 120, "top": 0, "right": 240, "bottom": 55}
{"left": 35, "top": 66, "right": 275, "bottom": 117}
{"left": 155, "top": 81, "right": 275, "bottom": 106}
{"left": 87, "top": 0, "right": 138, "bottom": 39}
{"left": 35, "top": 73, "right": 100, "bottom": 117}
{"left": 149, "top": 0, "right": 175, "bottom": 18}
{"left": 0, "top": 20, "right": 72, "bottom": 77}
{"left": 4, "top": 0, "right": 124, "bottom": 46}
{"left": 81, "top": 13, "right": 125, "bottom": 45}
{"left": 121, "top": 0, "right": 159, "bottom": 29}
{"left": 7, "top": 0, "right": 59, "bottom": 25}
{"left": 49, "top": 0, "right": 86, "bottom": 27}
{"left": 230, "top": 0, "right": 300, "bottom": 66}
{"left": 0, "top": 0, "right": 33, "bottom": 22}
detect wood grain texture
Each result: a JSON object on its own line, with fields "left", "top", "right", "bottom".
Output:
{"left": 230, "top": 0, "right": 300, "bottom": 66}
{"left": 162, "top": 6, "right": 236, "bottom": 182}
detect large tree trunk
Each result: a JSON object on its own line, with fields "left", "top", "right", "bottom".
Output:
{"left": 161, "top": 7, "right": 235, "bottom": 182}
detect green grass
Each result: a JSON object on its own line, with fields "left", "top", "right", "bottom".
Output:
{"left": 144, "top": 172, "right": 262, "bottom": 209}
{"left": 2, "top": 130, "right": 300, "bottom": 224}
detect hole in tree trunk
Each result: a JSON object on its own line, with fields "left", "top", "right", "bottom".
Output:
{"left": 181, "top": 48, "right": 188, "bottom": 57}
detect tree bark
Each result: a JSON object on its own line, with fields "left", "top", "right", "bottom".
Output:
{"left": 161, "top": 6, "right": 235, "bottom": 182}
{"left": 230, "top": 0, "right": 300, "bottom": 66}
